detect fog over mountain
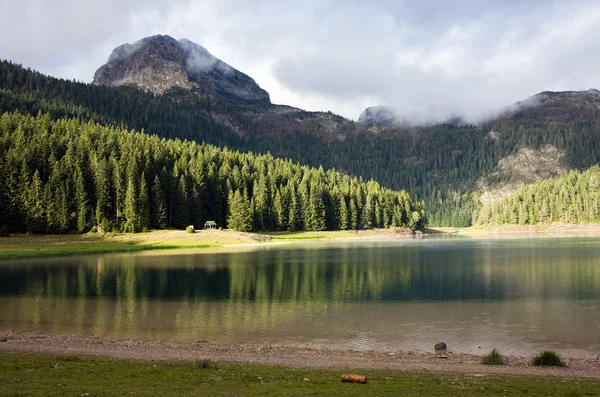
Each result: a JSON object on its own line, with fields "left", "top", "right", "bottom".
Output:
{"left": 3, "top": 0, "right": 600, "bottom": 122}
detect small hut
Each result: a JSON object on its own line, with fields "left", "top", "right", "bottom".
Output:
{"left": 204, "top": 220, "right": 217, "bottom": 229}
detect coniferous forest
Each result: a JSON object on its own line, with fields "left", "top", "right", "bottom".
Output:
{"left": 0, "top": 112, "right": 424, "bottom": 234}
{"left": 3, "top": 60, "right": 600, "bottom": 229}
{"left": 474, "top": 166, "right": 600, "bottom": 226}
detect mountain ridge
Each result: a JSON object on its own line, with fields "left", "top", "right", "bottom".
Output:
{"left": 4, "top": 53, "right": 600, "bottom": 227}
{"left": 93, "top": 34, "right": 270, "bottom": 103}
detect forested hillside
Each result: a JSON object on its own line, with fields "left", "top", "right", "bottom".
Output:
{"left": 3, "top": 61, "right": 600, "bottom": 226}
{"left": 0, "top": 112, "right": 424, "bottom": 234}
{"left": 474, "top": 165, "right": 600, "bottom": 226}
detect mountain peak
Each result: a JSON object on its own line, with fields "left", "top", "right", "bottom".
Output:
{"left": 358, "top": 106, "right": 402, "bottom": 126}
{"left": 93, "top": 35, "right": 270, "bottom": 103}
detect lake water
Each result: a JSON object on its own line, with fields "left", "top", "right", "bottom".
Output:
{"left": 1, "top": 237, "right": 600, "bottom": 357}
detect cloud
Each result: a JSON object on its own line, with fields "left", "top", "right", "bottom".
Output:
{"left": 2, "top": 0, "right": 600, "bottom": 122}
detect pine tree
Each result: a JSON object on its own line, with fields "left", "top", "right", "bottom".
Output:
{"left": 124, "top": 175, "right": 138, "bottom": 232}
{"left": 288, "top": 185, "right": 301, "bottom": 231}
{"left": 25, "top": 170, "right": 44, "bottom": 232}
{"left": 307, "top": 185, "right": 326, "bottom": 231}
{"left": 172, "top": 174, "right": 189, "bottom": 229}
{"left": 350, "top": 198, "right": 358, "bottom": 230}
{"left": 94, "top": 157, "right": 110, "bottom": 225}
{"left": 273, "top": 188, "right": 288, "bottom": 231}
{"left": 227, "top": 189, "right": 252, "bottom": 231}
{"left": 339, "top": 195, "right": 349, "bottom": 230}
{"left": 151, "top": 175, "right": 167, "bottom": 229}
{"left": 139, "top": 172, "right": 150, "bottom": 231}
{"left": 74, "top": 169, "right": 89, "bottom": 233}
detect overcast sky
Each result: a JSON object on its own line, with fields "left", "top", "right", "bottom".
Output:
{"left": 2, "top": 0, "right": 600, "bottom": 122}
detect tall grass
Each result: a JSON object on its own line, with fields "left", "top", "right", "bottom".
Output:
{"left": 532, "top": 350, "right": 566, "bottom": 367}
{"left": 482, "top": 349, "right": 505, "bottom": 365}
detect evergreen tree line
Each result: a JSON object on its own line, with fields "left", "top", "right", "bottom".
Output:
{"left": 0, "top": 112, "right": 425, "bottom": 234}
{"left": 4, "top": 61, "right": 600, "bottom": 227}
{"left": 474, "top": 165, "right": 600, "bottom": 226}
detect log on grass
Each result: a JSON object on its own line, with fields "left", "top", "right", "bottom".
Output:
{"left": 341, "top": 374, "right": 368, "bottom": 384}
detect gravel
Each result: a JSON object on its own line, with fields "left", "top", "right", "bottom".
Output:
{"left": 1, "top": 331, "right": 599, "bottom": 379}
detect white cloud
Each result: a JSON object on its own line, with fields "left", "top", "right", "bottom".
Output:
{"left": 2, "top": 0, "right": 600, "bottom": 122}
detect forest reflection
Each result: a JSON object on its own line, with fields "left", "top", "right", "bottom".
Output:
{"left": 2, "top": 240, "right": 600, "bottom": 351}
{"left": 2, "top": 240, "right": 600, "bottom": 303}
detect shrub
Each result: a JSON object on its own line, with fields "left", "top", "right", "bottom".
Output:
{"left": 0, "top": 225, "right": 9, "bottom": 237}
{"left": 194, "top": 359, "right": 212, "bottom": 369}
{"left": 100, "top": 218, "right": 116, "bottom": 233}
{"left": 532, "top": 350, "right": 566, "bottom": 367}
{"left": 482, "top": 348, "right": 505, "bottom": 365}
{"left": 186, "top": 225, "right": 195, "bottom": 233}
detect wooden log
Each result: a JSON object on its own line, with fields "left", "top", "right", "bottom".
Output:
{"left": 341, "top": 374, "right": 368, "bottom": 384}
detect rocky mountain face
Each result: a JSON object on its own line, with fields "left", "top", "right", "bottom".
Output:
{"left": 496, "top": 88, "right": 600, "bottom": 125}
{"left": 477, "top": 145, "right": 566, "bottom": 205}
{"left": 93, "top": 35, "right": 270, "bottom": 103}
{"left": 358, "top": 106, "right": 402, "bottom": 126}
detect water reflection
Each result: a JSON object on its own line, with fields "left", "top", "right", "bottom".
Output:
{"left": 2, "top": 239, "right": 600, "bottom": 302}
{"left": 1, "top": 238, "right": 600, "bottom": 356}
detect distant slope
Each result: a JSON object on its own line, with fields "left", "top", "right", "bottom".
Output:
{"left": 3, "top": 60, "right": 600, "bottom": 226}
{"left": 474, "top": 165, "right": 600, "bottom": 226}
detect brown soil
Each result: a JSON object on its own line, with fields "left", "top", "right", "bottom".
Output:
{"left": 1, "top": 331, "right": 599, "bottom": 379}
{"left": 108, "top": 229, "right": 272, "bottom": 244}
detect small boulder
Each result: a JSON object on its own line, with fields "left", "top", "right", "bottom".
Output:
{"left": 434, "top": 342, "right": 447, "bottom": 352}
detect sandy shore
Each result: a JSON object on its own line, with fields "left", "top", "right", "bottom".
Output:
{"left": 1, "top": 331, "right": 599, "bottom": 380}
{"left": 428, "top": 224, "right": 600, "bottom": 237}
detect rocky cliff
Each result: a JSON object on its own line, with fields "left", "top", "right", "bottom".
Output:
{"left": 358, "top": 105, "right": 402, "bottom": 126}
{"left": 93, "top": 35, "right": 270, "bottom": 103}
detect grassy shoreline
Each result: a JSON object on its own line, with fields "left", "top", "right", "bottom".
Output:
{"left": 3, "top": 224, "right": 600, "bottom": 260}
{"left": 1, "top": 352, "right": 599, "bottom": 396}
{"left": 0, "top": 229, "right": 414, "bottom": 260}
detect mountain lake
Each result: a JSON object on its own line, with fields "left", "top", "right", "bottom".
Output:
{"left": 1, "top": 237, "right": 599, "bottom": 357}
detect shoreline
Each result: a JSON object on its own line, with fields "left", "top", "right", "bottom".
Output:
{"left": 1, "top": 331, "right": 599, "bottom": 380}
{"left": 3, "top": 224, "right": 600, "bottom": 260}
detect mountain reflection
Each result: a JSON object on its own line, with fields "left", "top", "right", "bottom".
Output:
{"left": 2, "top": 239, "right": 600, "bottom": 355}
{"left": 2, "top": 239, "right": 600, "bottom": 302}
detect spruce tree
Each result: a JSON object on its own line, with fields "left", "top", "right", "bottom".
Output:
{"left": 339, "top": 195, "right": 348, "bottom": 230}
{"left": 151, "top": 175, "right": 167, "bottom": 229}
{"left": 25, "top": 170, "right": 44, "bottom": 232}
{"left": 124, "top": 175, "right": 138, "bottom": 232}
{"left": 139, "top": 172, "right": 150, "bottom": 231}
{"left": 227, "top": 189, "right": 252, "bottom": 232}
{"left": 74, "top": 169, "right": 89, "bottom": 233}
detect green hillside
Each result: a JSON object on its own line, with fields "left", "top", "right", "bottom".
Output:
{"left": 3, "top": 60, "right": 600, "bottom": 226}
{"left": 0, "top": 111, "right": 423, "bottom": 234}
{"left": 474, "top": 165, "right": 600, "bottom": 226}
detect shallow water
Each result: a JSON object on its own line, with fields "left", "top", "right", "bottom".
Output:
{"left": 1, "top": 237, "right": 599, "bottom": 357}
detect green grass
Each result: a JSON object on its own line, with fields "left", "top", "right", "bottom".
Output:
{"left": 0, "top": 239, "right": 217, "bottom": 260}
{"left": 0, "top": 353, "right": 598, "bottom": 397}
{"left": 0, "top": 232, "right": 238, "bottom": 260}
{"left": 482, "top": 349, "right": 506, "bottom": 365}
{"left": 0, "top": 241, "right": 147, "bottom": 260}
{"left": 532, "top": 350, "right": 567, "bottom": 367}
{"left": 264, "top": 230, "right": 362, "bottom": 241}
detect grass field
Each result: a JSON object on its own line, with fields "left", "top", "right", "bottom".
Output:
{"left": 0, "top": 229, "right": 411, "bottom": 260}
{"left": 1, "top": 353, "right": 599, "bottom": 397}
{"left": 0, "top": 230, "right": 263, "bottom": 260}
